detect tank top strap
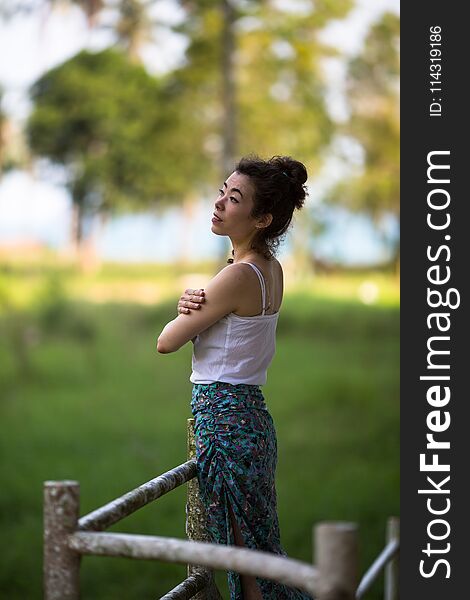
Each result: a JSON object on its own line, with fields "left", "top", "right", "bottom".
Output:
{"left": 242, "top": 262, "right": 267, "bottom": 315}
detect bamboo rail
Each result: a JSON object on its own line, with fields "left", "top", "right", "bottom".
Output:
{"left": 356, "top": 517, "right": 400, "bottom": 599}
{"left": 43, "top": 418, "right": 399, "bottom": 599}
{"left": 78, "top": 460, "right": 197, "bottom": 532}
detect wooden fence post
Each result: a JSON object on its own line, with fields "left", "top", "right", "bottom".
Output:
{"left": 186, "top": 418, "right": 223, "bottom": 600}
{"left": 314, "top": 521, "right": 359, "bottom": 600}
{"left": 44, "top": 480, "right": 81, "bottom": 600}
{"left": 384, "top": 517, "right": 399, "bottom": 600}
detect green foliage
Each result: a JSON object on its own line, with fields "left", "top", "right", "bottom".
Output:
{"left": 330, "top": 12, "right": 400, "bottom": 225}
{"left": 0, "top": 274, "right": 398, "bottom": 599}
{"left": 0, "top": 272, "right": 37, "bottom": 381}
{"left": 240, "top": 0, "right": 355, "bottom": 159}
{"left": 26, "top": 48, "right": 183, "bottom": 225}
{"left": 34, "top": 275, "right": 97, "bottom": 342}
{"left": 277, "top": 292, "right": 398, "bottom": 339}
{"left": 171, "top": 0, "right": 354, "bottom": 185}
{"left": 113, "top": 0, "right": 155, "bottom": 58}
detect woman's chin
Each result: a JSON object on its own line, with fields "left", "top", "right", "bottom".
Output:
{"left": 211, "top": 223, "right": 225, "bottom": 235}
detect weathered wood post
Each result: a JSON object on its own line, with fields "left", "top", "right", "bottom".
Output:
{"left": 384, "top": 516, "right": 399, "bottom": 600}
{"left": 186, "top": 418, "right": 223, "bottom": 600}
{"left": 314, "top": 521, "right": 359, "bottom": 600}
{"left": 44, "top": 480, "right": 81, "bottom": 600}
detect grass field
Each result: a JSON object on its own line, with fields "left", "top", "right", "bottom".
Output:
{"left": 0, "top": 260, "right": 399, "bottom": 599}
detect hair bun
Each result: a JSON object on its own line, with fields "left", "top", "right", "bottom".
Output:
{"left": 293, "top": 164, "right": 308, "bottom": 186}
{"left": 271, "top": 156, "right": 307, "bottom": 187}
{"left": 268, "top": 155, "right": 308, "bottom": 210}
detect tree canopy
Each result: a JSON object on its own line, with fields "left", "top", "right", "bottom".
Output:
{"left": 330, "top": 12, "right": 399, "bottom": 222}
{"left": 27, "top": 48, "right": 186, "bottom": 241}
{"left": 172, "top": 0, "right": 354, "bottom": 184}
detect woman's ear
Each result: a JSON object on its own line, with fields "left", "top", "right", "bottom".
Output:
{"left": 257, "top": 213, "right": 273, "bottom": 229}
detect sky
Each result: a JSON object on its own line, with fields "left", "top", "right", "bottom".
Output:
{"left": 0, "top": 0, "right": 400, "bottom": 265}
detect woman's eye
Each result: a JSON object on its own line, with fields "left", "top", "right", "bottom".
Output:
{"left": 218, "top": 189, "right": 224, "bottom": 196}
{"left": 230, "top": 197, "right": 239, "bottom": 203}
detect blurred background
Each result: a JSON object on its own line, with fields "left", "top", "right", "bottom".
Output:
{"left": 0, "top": 0, "right": 399, "bottom": 598}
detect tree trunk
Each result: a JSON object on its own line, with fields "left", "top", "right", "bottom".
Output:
{"left": 220, "top": 0, "right": 237, "bottom": 176}
{"left": 79, "top": 212, "right": 106, "bottom": 274}
{"left": 216, "top": 0, "right": 237, "bottom": 271}
{"left": 66, "top": 200, "right": 102, "bottom": 274}
{"left": 66, "top": 201, "right": 83, "bottom": 261}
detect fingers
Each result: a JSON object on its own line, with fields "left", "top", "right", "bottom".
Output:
{"left": 185, "top": 288, "right": 205, "bottom": 299}
{"left": 177, "top": 288, "right": 205, "bottom": 315}
{"left": 177, "top": 289, "right": 205, "bottom": 314}
{"left": 179, "top": 297, "right": 203, "bottom": 307}
{"left": 181, "top": 290, "right": 205, "bottom": 304}
{"left": 181, "top": 301, "right": 201, "bottom": 309}
{"left": 177, "top": 301, "right": 191, "bottom": 314}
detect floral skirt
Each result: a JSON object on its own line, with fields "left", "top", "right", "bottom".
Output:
{"left": 190, "top": 381, "right": 313, "bottom": 600}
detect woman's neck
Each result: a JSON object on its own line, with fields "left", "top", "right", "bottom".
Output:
{"left": 229, "top": 236, "right": 271, "bottom": 263}
{"left": 231, "top": 248, "right": 260, "bottom": 263}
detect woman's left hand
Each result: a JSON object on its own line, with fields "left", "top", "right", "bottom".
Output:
{"left": 177, "top": 288, "right": 205, "bottom": 314}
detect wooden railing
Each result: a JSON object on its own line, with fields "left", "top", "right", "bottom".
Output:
{"left": 43, "top": 418, "right": 399, "bottom": 599}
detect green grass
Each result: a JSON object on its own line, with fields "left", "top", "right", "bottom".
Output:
{"left": 0, "top": 264, "right": 399, "bottom": 599}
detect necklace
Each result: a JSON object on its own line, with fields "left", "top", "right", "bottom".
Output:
{"left": 227, "top": 249, "right": 261, "bottom": 264}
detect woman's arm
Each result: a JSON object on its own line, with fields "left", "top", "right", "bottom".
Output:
{"left": 156, "top": 264, "right": 248, "bottom": 354}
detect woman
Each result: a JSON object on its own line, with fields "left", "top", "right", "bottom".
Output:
{"left": 157, "top": 155, "right": 312, "bottom": 599}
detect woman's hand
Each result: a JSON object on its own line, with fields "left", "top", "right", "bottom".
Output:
{"left": 177, "top": 288, "right": 205, "bottom": 314}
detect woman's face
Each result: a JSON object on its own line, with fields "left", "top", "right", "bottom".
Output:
{"left": 211, "top": 171, "right": 260, "bottom": 242}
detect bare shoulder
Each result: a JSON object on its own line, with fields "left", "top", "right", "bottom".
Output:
{"left": 221, "top": 262, "right": 254, "bottom": 277}
{"left": 211, "top": 262, "right": 253, "bottom": 288}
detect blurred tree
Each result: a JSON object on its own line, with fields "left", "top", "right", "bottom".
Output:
{"left": 175, "top": 0, "right": 354, "bottom": 175}
{"left": 329, "top": 11, "right": 400, "bottom": 270}
{"left": 42, "top": 0, "right": 166, "bottom": 64}
{"left": 221, "top": 0, "right": 236, "bottom": 176}
{"left": 47, "top": 1, "right": 160, "bottom": 62}
{"left": 26, "top": 48, "right": 182, "bottom": 258}
{"left": 111, "top": 0, "right": 155, "bottom": 62}
{"left": 174, "top": 0, "right": 354, "bottom": 270}
{"left": 69, "top": 0, "right": 105, "bottom": 27}
{"left": 2, "top": 0, "right": 199, "bottom": 267}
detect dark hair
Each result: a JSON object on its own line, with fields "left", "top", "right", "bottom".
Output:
{"left": 231, "top": 154, "right": 308, "bottom": 260}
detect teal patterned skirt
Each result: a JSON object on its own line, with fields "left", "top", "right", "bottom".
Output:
{"left": 191, "top": 381, "right": 313, "bottom": 599}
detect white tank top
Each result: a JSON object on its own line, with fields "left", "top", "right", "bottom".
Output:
{"left": 190, "top": 262, "right": 280, "bottom": 386}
